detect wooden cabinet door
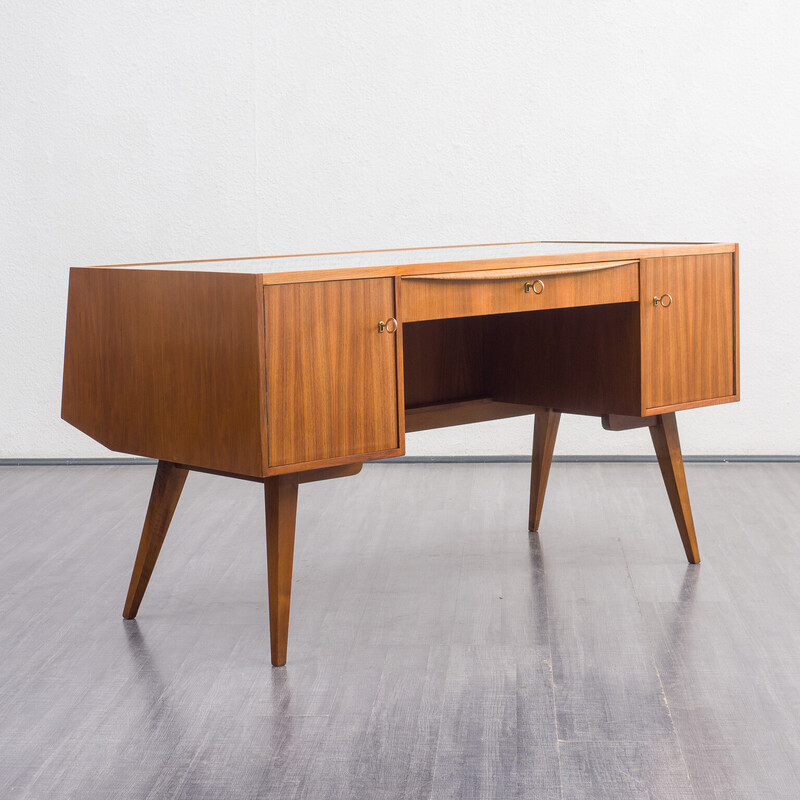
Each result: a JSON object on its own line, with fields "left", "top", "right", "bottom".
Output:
{"left": 264, "top": 278, "right": 402, "bottom": 469}
{"left": 641, "top": 253, "right": 737, "bottom": 412}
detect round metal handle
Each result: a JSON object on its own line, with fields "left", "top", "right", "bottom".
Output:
{"left": 378, "top": 317, "right": 398, "bottom": 333}
{"left": 653, "top": 293, "right": 673, "bottom": 308}
{"left": 525, "top": 279, "right": 545, "bottom": 294}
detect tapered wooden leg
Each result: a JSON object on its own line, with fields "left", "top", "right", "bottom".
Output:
{"left": 529, "top": 408, "right": 561, "bottom": 531}
{"left": 649, "top": 413, "right": 701, "bottom": 564}
{"left": 123, "top": 461, "right": 189, "bottom": 618}
{"left": 265, "top": 475, "right": 299, "bottom": 667}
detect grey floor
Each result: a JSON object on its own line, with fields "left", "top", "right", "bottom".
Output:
{"left": 1, "top": 462, "right": 800, "bottom": 799}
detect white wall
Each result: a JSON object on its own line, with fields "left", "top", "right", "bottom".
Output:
{"left": 2, "top": 1, "right": 799, "bottom": 458}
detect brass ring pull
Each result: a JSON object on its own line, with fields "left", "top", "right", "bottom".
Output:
{"left": 378, "top": 317, "right": 398, "bottom": 333}
{"left": 524, "top": 279, "right": 545, "bottom": 294}
{"left": 653, "top": 294, "right": 673, "bottom": 308}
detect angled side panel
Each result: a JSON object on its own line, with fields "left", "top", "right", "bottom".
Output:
{"left": 62, "top": 268, "right": 265, "bottom": 476}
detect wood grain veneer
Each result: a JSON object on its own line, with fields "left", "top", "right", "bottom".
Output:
{"left": 265, "top": 474, "right": 299, "bottom": 667}
{"left": 62, "top": 240, "right": 740, "bottom": 665}
{"left": 264, "top": 278, "right": 403, "bottom": 469}
{"left": 529, "top": 409, "right": 561, "bottom": 532}
{"left": 649, "top": 413, "right": 701, "bottom": 563}
{"left": 123, "top": 460, "right": 189, "bottom": 619}
{"left": 405, "top": 399, "right": 538, "bottom": 433}
{"left": 402, "top": 316, "right": 490, "bottom": 408}
{"left": 254, "top": 243, "right": 734, "bottom": 285}
{"left": 62, "top": 268, "right": 266, "bottom": 476}
{"left": 402, "top": 260, "right": 638, "bottom": 322}
{"left": 403, "top": 259, "right": 636, "bottom": 280}
{"left": 490, "top": 304, "right": 643, "bottom": 417}
{"left": 640, "top": 253, "right": 736, "bottom": 412}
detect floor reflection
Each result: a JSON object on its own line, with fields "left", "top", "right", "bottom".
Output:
{"left": 526, "top": 530, "right": 548, "bottom": 605}
{"left": 122, "top": 619, "right": 176, "bottom": 728}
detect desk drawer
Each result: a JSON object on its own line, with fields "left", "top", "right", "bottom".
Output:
{"left": 402, "top": 260, "right": 639, "bottom": 322}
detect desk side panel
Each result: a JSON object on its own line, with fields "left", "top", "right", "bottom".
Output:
{"left": 62, "top": 268, "right": 265, "bottom": 476}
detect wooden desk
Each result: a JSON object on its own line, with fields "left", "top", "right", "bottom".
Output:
{"left": 62, "top": 241, "right": 739, "bottom": 665}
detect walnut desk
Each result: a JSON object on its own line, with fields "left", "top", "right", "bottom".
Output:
{"left": 61, "top": 241, "right": 739, "bottom": 666}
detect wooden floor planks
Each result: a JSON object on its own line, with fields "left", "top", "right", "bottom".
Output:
{"left": 1, "top": 462, "right": 799, "bottom": 798}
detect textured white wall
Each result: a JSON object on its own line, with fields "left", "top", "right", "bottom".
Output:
{"left": 1, "top": 1, "right": 798, "bottom": 458}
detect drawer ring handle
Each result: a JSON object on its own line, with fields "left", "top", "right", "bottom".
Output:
{"left": 524, "top": 279, "right": 545, "bottom": 294}
{"left": 378, "top": 317, "right": 398, "bottom": 333}
{"left": 653, "top": 294, "right": 673, "bottom": 308}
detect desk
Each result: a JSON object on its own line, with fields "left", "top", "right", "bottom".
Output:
{"left": 62, "top": 241, "right": 739, "bottom": 665}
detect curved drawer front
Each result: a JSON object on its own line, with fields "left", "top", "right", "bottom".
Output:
{"left": 401, "top": 260, "right": 639, "bottom": 322}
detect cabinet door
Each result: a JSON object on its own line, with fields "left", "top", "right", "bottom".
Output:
{"left": 264, "top": 278, "right": 402, "bottom": 469}
{"left": 641, "top": 253, "right": 737, "bottom": 412}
